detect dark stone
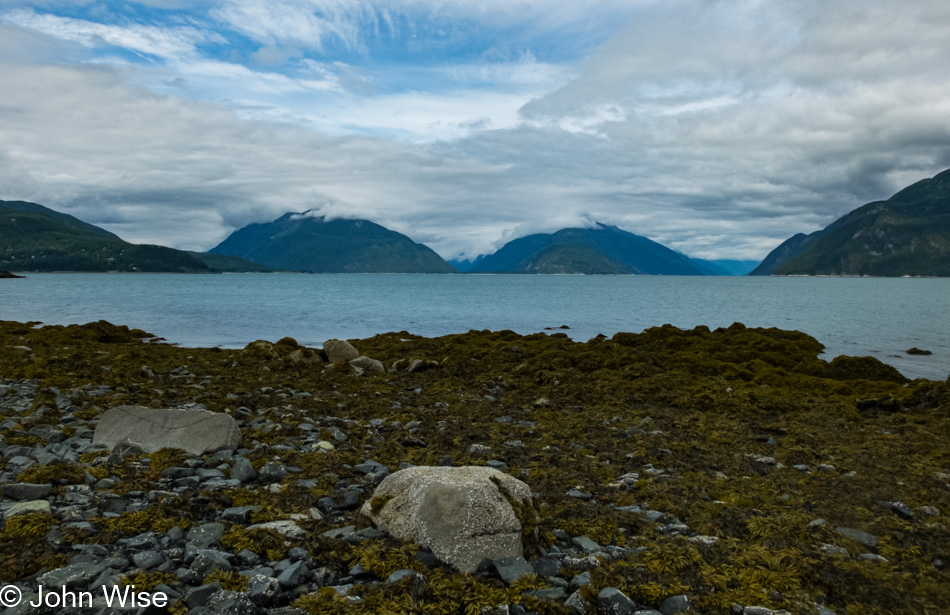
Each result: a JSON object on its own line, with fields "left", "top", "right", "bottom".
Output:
{"left": 205, "top": 590, "right": 261, "bottom": 615}
{"left": 186, "top": 582, "right": 222, "bottom": 608}
{"left": 230, "top": 457, "right": 257, "bottom": 483}
{"left": 659, "top": 594, "right": 693, "bottom": 615}
{"left": 2, "top": 483, "right": 52, "bottom": 500}
{"left": 531, "top": 557, "right": 560, "bottom": 577}
{"left": 597, "top": 587, "right": 637, "bottom": 615}
{"left": 493, "top": 556, "right": 534, "bottom": 585}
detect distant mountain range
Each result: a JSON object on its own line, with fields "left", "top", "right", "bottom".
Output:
{"left": 467, "top": 224, "right": 708, "bottom": 275}
{"left": 752, "top": 168, "right": 950, "bottom": 276}
{"left": 19, "top": 168, "right": 945, "bottom": 279}
{"left": 209, "top": 212, "right": 456, "bottom": 273}
{"left": 0, "top": 200, "right": 271, "bottom": 273}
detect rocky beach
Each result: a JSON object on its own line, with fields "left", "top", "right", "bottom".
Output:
{"left": 0, "top": 318, "right": 947, "bottom": 615}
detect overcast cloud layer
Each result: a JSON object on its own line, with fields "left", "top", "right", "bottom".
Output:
{"left": 2, "top": 0, "right": 950, "bottom": 259}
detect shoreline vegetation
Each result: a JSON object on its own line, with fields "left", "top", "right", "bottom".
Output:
{"left": 1, "top": 319, "right": 947, "bottom": 614}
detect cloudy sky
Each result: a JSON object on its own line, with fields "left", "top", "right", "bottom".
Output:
{"left": 2, "top": 0, "right": 949, "bottom": 260}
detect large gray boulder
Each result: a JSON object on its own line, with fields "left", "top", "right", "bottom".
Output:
{"left": 93, "top": 406, "right": 241, "bottom": 456}
{"left": 360, "top": 466, "right": 536, "bottom": 573}
{"left": 323, "top": 339, "right": 360, "bottom": 362}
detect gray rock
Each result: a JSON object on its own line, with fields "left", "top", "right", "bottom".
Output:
{"left": 230, "top": 457, "right": 257, "bottom": 483}
{"left": 360, "top": 465, "right": 536, "bottom": 573}
{"left": 247, "top": 574, "right": 281, "bottom": 605}
{"left": 277, "top": 560, "right": 310, "bottom": 587}
{"left": 221, "top": 506, "right": 260, "bottom": 524}
{"left": 132, "top": 550, "right": 165, "bottom": 569}
{"left": 38, "top": 560, "right": 111, "bottom": 588}
{"left": 524, "top": 587, "right": 567, "bottom": 601}
{"left": 93, "top": 406, "right": 240, "bottom": 456}
{"left": 191, "top": 550, "right": 233, "bottom": 576}
{"left": 258, "top": 462, "right": 287, "bottom": 484}
{"left": 659, "top": 594, "right": 693, "bottom": 615}
{"left": 857, "top": 553, "right": 889, "bottom": 563}
{"left": 350, "top": 356, "right": 385, "bottom": 373}
{"left": 835, "top": 527, "right": 878, "bottom": 550}
{"left": 566, "top": 589, "right": 593, "bottom": 615}
{"left": 744, "top": 607, "right": 774, "bottom": 615}
{"left": 324, "top": 339, "right": 359, "bottom": 362}
{"left": 597, "top": 587, "right": 637, "bottom": 614}
{"left": 570, "top": 571, "right": 591, "bottom": 591}
{"left": 532, "top": 558, "right": 560, "bottom": 577}
{"left": 494, "top": 555, "right": 535, "bottom": 585}
{"left": 2, "top": 483, "right": 52, "bottom": 500}
{"left": 4, "top": 499, "right": 52, "bottom": 518}
{"left": 888, "top": 501, "right": 914, "bottom": 519}
{"left": 188, "top": 523, "right": 226, "bottom": 549}
{"left": 386, "top": 569, "right": 423, "bottom": 583}
{"left": 247, "top": 520, "right": 306, "bottom": 540}
{"left": 572, "top": 536, "right": 602, "bottom": 553}
{"left": 186, "top": 582, "right": 223, "bottom": 608}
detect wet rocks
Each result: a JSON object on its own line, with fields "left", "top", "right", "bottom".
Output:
{"left": 93, "top": 406, "right": 241, "bottom": 455}
{"left": 360, "top": 466, "right": 536, "bottom": 573}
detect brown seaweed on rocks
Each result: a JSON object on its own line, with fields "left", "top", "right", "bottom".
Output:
{"left": 0, "top": 318, "right": 947, "bottom": 615}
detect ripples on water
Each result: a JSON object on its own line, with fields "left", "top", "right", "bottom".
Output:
{"left": 2, "top": 273, "right": 947, "bottom": 380}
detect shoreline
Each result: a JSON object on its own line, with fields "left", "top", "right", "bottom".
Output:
{"left": 0, "top": 319, "right": 947, "bottom": 614}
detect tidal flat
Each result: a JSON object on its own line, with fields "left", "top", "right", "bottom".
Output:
{"left": 0, "top": 319, "right": 947, "bottom": 615}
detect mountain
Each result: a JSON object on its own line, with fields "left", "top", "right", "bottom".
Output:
{"left": 448, "top": 255, "right": 485, "bottom": 273}
{"left": 468, "top": 223, "right": 707, "bottom": 275}
{"left": 689, "top": 258, "right": 761, "bottom": 276}
{"left": 0, "top": 200, "right": 270, "bottom": 273}
{"left": 751, "top": 168, "right": 950, "bottom": 276}
{"left": 209, "top": 212, "right": 457, "bottom": 273}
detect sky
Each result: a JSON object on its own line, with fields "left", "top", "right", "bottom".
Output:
{"left": 1, "top": 0, "right": 950, "bottom": 261}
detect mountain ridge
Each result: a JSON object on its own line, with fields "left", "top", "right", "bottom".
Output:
{"left": 210, "top": 212, "right": 457, "bottom": 273}
{"left": 469, "top": 223, "right": 708, "bottom": 275}
{"left": 751, "top": 169, "right": 950, "bottom": 276}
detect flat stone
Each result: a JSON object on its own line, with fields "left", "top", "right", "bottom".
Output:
{"left": 222, "top": 506, "right": 260, "bottom": 524}
{"left": 132, "top": 550, "right": 165, "bottom": 569}
{"left": 524, "top": 587, "right": 567, "bottom": 601}
{"left": 248, "top": 520, "right": 306, "bottom": 540}
{"left": 93, "top": 406, "right": 241, "bottom": 455}
{"left": 2, "top": 483, "right": 52, "bottom": 501}
{"left": 572, "top": 536, "right": 602, "bottom": 553}
{"left": 835, "top": 527, "right": 878, "bottom": 550}
{"left": 4, "top": 499, "right": 51, "bottom": 517}
{"left": 188, "top": 523, "right": 226, "bottom": 549}
{"left": 494, "top": 556, "right": 535, "bottom": 585}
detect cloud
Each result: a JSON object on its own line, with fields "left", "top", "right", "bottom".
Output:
{"left": 1, "top": 0, "right": 950, "bottom": 263}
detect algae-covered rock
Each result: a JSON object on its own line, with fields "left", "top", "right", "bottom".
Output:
{"left": 93, "top": 406, "right": 241, "bottom": 455}
{"left": 360, "top": 466, "right": 536, "bottom": 573}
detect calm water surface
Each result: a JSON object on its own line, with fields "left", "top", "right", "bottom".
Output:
{"left": 1, "top": 273, "right": 947, "bottom": 380}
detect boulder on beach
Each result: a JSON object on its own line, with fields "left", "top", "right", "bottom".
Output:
{"left": 360, "top": 466, "right": 537, "bottom": 573}
{"left": 324, "top": 339, "right": 360, "bottom": 362}
{"left": 93, "top": 406, "right": 241, "bottom": 456}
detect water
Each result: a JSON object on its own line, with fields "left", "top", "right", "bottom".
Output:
{"left": 1, "top": 273, "right": 947, "bottom": 380}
